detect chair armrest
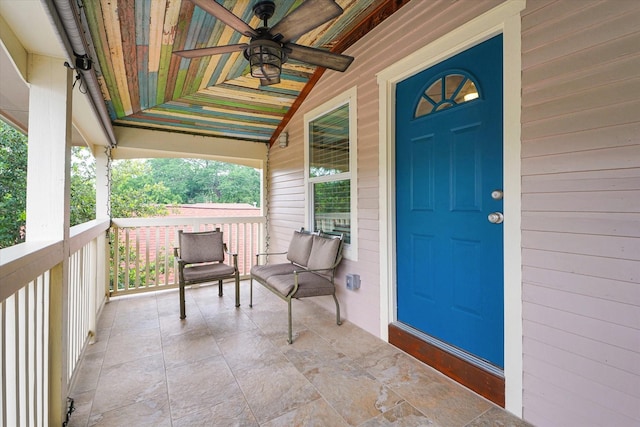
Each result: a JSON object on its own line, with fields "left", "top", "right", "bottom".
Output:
{"left": 293, "top": 267, "right": 334, "bottom": 275}
{"left": 226, "top": 248, "right": 238, "bottom": 268}
{"left": 256, "top": 251, "right": 287, "bottom": 257}
{"left": 254, "top": 251, "right": 288, "bottom": 265}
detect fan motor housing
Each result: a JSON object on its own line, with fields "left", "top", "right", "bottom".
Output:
{"left": 253, "top": 1, "right": 276, "bottom": 22}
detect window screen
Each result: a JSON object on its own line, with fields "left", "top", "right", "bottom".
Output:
{"left": 308, "top": 103, "right": 351, "bottom": 244}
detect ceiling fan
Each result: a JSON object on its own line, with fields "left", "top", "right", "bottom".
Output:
{"left": 173, "top": 0, "right": 355, "bottom": 86}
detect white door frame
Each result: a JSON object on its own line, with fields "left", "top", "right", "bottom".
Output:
{"left": 376, "top": 0, "right": 525, "bottom": 416}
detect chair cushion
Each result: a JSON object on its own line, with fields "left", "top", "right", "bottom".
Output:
{"left": 306, "top": 235, "right": 341, "bottom": 270}
{"left": 250, "top": 263, "right": 296, "bottom": 282}
{"left": 179, "top": 231, "right": 225, "bottom": 264}
{"left": 286, "top": 231, "right": 314, "bottom": 267}
{"left": 265, "top": 272, "right": 334, "bottom": 298}
{"left": 182, "top": 263, "right": 235, "bottom": 283}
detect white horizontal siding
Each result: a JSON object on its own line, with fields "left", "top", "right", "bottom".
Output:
{"left": 265, "top": 0, "right": 501, "bottom": 335}
{"left": 521, "top": 0, "right": 640, "bottom": 425}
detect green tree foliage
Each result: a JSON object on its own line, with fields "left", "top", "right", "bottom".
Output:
{"left": 110, "top": 160, "right": 178, "bottom": 218}
{"left": 70, "top": 147, "right": 97, "bottom": 226}
{"left": 0, "top": 121, "right": 27, "bottom": 248}
{"left": 148, "top": 158, "right": 260, "bottom": 205}
{"left": 1, "top": 128, "right": 261, "bottom": 248}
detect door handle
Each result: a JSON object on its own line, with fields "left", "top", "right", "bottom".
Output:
{"left": 488, "top": 212, "right": 504, "bottom": 224}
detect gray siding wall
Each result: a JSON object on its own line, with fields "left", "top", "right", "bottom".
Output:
{"left": 521, "top": 1, "right": 640, "bottom": 425}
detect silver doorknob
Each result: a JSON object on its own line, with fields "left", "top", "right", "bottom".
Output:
{"left": 488, "top": 212, "right": 504, "bottom": 224}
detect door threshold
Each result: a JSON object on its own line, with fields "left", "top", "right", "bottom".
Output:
{"left": 389, "top": 322, "right": 505, "bottom": 406}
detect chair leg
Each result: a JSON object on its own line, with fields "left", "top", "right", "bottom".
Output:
{"left": 218, "top": 280, "right": 223, "bottom": 297}
{"left": 179, "top": 283, "right": 186, "bottom": 319}
{"left": 249, "top": 278, "right": 253, "bottom": 308}
{"left": 287, "top": 297, "right": 293, "bottom": 344}
{"left": 234, "top": 274, "right": 240, "bottom": 308}
{"left": 333, "top": 294, "right": 342, "bottom": 326}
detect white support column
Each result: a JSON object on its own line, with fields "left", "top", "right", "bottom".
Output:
{"left": 25, "top": 54, "right": 73, "bottom": 426}
{"left": 94, "top": 147, "right": 110, "bottom": 221}
{"left": 94, "top": 147, "right": 110, "bottom": 304}
{"left": 26, "top": 55, "right": 72, "bottom": 242}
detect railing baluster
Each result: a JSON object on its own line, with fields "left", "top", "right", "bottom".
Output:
{"left": 164, "top": 226, "right": 171, "bottom": 287}
{"left": 135, "top": 229, "right": 140, "bottom": 289}
{"left": 144, "top": 227, "right": 150, "bottom": 288}
{"left": 113, "top": 226, "right": 120, "bottom": 295}
{"left": 124, "top": 228, "right": 130, "bottom": 291}
{"left": 107, "top": 217, "right": 265, "bottom": 296}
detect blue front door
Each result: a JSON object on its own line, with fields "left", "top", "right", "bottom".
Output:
{"left": 395, "top": 35, "right": 504, "bottom": 367}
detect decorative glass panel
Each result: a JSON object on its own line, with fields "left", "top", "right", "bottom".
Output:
{"left": 414, "top": 72, "right": 480, "bottom": 118}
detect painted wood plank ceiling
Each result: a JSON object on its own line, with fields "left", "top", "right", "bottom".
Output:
{"left": 80, "top": 0, "right": 387, "bottom": 144}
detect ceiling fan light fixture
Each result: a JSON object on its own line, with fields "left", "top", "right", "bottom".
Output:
{"left": 245, "top": 39, "right": 286, "bottom": 84}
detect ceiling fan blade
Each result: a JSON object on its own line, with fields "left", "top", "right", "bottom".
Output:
{"left": 286, "top": 43, "right": 354, "bottom": 72}
{"left": 270, "top": 0, "right": 343, "bottom": 42}
{"left": 173, "top": 44, "right": 247, "bottom": 59}
{"left": 188, "top": 0, "right": 256, "bottom": 37}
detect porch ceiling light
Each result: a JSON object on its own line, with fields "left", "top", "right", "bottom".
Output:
{"left": 244, "top": 38, "right": 286, "bottom": 85}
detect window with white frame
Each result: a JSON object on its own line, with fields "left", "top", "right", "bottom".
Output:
{"left": 304, "top": 87, "right": 357, "bottom": 260}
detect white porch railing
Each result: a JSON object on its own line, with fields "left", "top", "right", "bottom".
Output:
{"left": 0, "top": 215, "right": 266, "bottom": 425}
{"left": 0, "top": 219, "right": 110, "bottom": 426}
{"left": 110, "top": 216, "right": 266, "bottom": 297}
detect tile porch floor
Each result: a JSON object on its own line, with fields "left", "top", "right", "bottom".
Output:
{"left": 68, "top": 281, "right": 532, "bottom": 426}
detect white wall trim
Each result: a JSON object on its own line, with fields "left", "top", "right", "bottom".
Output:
{"left": 377, "top": 0, "right": 525, "bottom": 416}
{"left": 303, "top": 86, "right": 359, "bottom": 260}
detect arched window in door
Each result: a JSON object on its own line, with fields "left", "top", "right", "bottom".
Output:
{"left": 415, "top": 72, "right": 480, "bottom": 118}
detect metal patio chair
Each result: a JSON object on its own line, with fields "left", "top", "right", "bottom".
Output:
{"left": 174, "top": 228, "right": 239, "bottom": 319}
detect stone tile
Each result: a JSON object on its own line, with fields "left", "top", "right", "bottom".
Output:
{"left": 323, "top": 321, "right": 390, "bottom": 361}
{"left": 311, "top": 366, "right": 403, "bottom": 425}
{"left": 96, "top": 300, "right": 118, "bottom": 330}
{"left": 72, "top": 350, "right": 105, "bottom": 394}
{"left": 466, "top": 407, "right": 535, "bottom": 427}
{"left": 261, "top": 397, "right": 349, "bottom": 427}
{"left": 91, "top": 354, "right": 167, "bottom": 415}
{"left": 161, "top": 327, "right": 221, "bottom": 369}
{"left": 88, "top": 395, "right": 171, "bottom": 427}
{"left": 155, "top": 290, "right": 183, "bottom": 318}
{"left": 359, "top": 401, "right": 435, "bottom": 427}
{"left": 66, "top": 389, "right": 94, "bottom": 427}
{"left": 204, "top": 309, "right": 258, "bottom": 339}
{"left": 397, "top": 377, "right": 493, "bottom": 426}
{"left": 110, "top": 303, "right": 160, "bottom": 333}
{"left": 84, "top": 327, "right": 110, "bottom": 355}
{"left": 234, "top": 359, "right": 320, "bottom": 424}
{"left": 172, "top": 399, "right": 258, "bottom": 427}
{"left": 279, "top": 328, "right": 346, "bottom": 371}
{"left": 165, "top": 355, "right": 241, "bottom": 420}
{"left": 217, "top": 328, "right": 287, "bottom": 375}
{"left": 360, "top": 347, "right": 444, "bottom": 389}
{"left": 159, "top": 309, "right": 209, "bottom": 337}
{"left": 191, "top": 283, "right": 240, "bottom": 313}
{"left": 291, "top": 338, "right": 404, "bottom": 426}
{"left": 102, "top": 327, "right": 162, "bottom": 367}
{"left": 69, "top": 289, "right": 531, "bottom": 427}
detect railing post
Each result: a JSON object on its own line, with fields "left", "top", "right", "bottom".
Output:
{"left": 25, "top": 54, "right": 73, "bottom": 425}
{"left": 48, "top": 262, "right": 68, "bottom": 425}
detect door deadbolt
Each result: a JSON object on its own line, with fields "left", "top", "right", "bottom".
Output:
{"left": 488, "top": 212, "right": 504, "bottom": 224}
{"left": 491, "top": 190, "right": 504, "bottom": 200}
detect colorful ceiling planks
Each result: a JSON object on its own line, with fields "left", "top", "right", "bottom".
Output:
{"left": 81, "top": 0, "right": 379, "bottom": 143}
